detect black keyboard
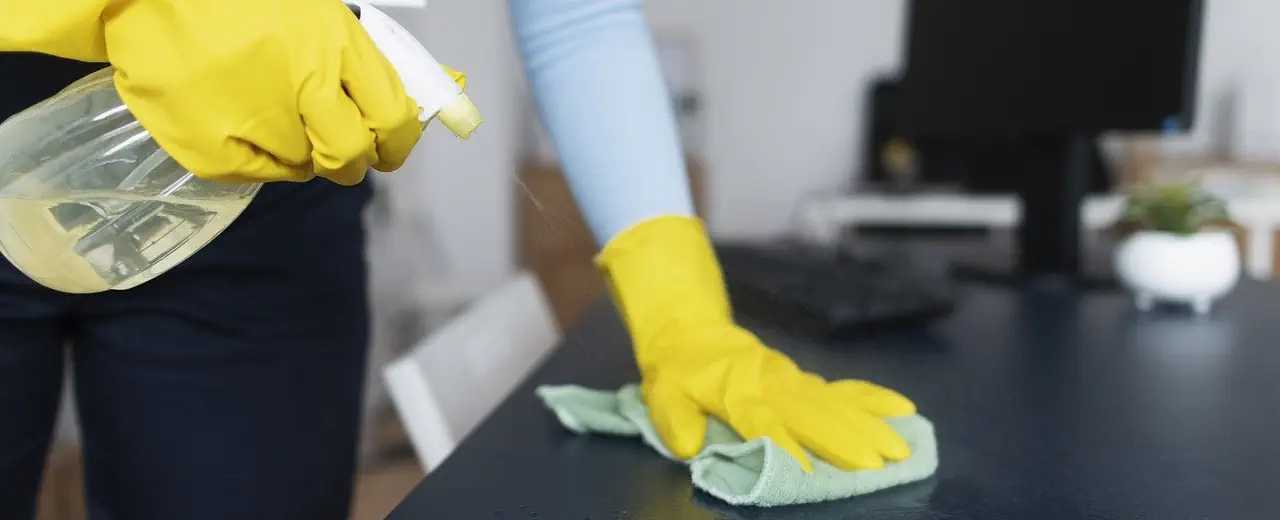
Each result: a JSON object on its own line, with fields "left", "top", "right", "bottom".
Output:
{"left": 716, "top": 242, "right": 956, "bottom": 337}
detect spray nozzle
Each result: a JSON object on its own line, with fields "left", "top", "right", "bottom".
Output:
{"left": 346, "top": 1, "right": 482, "bottom": 139}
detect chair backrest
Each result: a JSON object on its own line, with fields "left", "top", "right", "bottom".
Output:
{"left": 382, "top": 271, "right": 562, "bottom": 473}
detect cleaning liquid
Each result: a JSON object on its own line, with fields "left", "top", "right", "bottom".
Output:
{"left": 0, "top": 68, "right": 262, "bottom": 293}
{"left": 0, "top": 194, "right": 250, "bottom": 293}
{"left": 0, "top": 1, "right": 480, "bottom": 294}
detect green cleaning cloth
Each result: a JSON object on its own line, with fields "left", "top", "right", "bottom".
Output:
{"left": 535, "top": 384, "right": 939, "bottom": 507}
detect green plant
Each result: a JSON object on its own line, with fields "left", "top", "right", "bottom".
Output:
{"left": 1118, "top": 182, "right": 1232, "bottom": 236}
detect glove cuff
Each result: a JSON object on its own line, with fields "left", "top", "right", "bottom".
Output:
{"left": 596, "top": 215, "right": 734, "bottom": 353}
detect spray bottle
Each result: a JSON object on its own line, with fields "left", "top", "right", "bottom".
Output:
{"left": 0, "top": 1, "right": 479, "bottom": 294}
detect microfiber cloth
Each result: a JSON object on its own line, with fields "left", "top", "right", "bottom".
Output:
{"left": 535, "top": 384, "right": 939, "bottom": 507}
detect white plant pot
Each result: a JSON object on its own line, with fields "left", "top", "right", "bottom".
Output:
{"left": 1113, "top": 230, "right": 1241, "bottom": 314}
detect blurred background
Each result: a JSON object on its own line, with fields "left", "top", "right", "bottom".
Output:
{"left": 36, "top": 1, "right": 1280, "bottom": 519}
{"left": 390, "top": 0, "right": 1280, "bottom": 328}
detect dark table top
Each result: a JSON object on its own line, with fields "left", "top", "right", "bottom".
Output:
{"left": 387, "top": 279, "right": 1280, "bottom": 520}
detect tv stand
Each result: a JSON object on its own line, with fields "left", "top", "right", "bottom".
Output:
{"left": 948, "top": 134, "right": 1117, "bottom": 288}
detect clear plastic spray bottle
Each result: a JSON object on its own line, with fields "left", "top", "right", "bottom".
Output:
{"left": 0, "top": 1, "right": 479, "bottom": 293}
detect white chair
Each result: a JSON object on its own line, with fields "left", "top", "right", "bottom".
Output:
{"left": 383, "top": 271, "right": 562, "bottom": 473}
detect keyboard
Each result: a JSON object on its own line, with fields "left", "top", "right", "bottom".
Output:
{"left": 715, "top": 242, "right": 956, "bottom": 337}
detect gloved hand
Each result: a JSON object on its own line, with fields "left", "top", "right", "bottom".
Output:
{"left": 597, "top": 216, "right": 917, "bottom": 471}
{"left": 3, "top": 0, "right": 445, "bottom": 185}
{"left": 0, "top": 1, "right": 108, "bottom": 62}
{"left": 104, "top": 0, "right": 427, "bottom": 184}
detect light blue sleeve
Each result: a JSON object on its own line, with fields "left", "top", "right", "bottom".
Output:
{"left": 507, "top": 0, "right": 696, "bottom": 247}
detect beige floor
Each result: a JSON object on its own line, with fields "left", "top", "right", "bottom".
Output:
{"left": 37, "top": 415, "right": 424, "bottom": 520}
{"left": 350, "top": 460, "right": 426, "bottom": 520}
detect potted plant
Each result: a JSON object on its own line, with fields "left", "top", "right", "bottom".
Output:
{"left": 1113, "top": 182, "right": 1240, "bottom": 314}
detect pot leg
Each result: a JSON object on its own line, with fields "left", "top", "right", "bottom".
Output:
{"left": 1192, "top": 297, "right": 1212, "bottom": 315}
{"left": 1136, "top": 293, "right": 1155, "bottom": 312}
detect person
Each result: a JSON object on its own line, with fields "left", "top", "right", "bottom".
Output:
{"left": 0, "top": 0, "right": 917, "bottom": 518}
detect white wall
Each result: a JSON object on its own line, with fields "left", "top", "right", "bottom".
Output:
{"left": 384, "top": 3, "right": 524, "bottom": 302}
{"left": 645, "top": 0, "right": 908, "bottom": 238}
{"left": 1175, "top": 0, "right": 1280, "bottom": 159}
{"left": 389, "top": 0, "right": 1280, "bottom": 300}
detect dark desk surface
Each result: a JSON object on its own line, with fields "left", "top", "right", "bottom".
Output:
{"left": 388, "top": 280, "right": 1280, "bottom": 520}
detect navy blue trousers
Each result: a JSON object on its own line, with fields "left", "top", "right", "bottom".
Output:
{"left": 0, "top": 176, "right": 374, "bottom": 520}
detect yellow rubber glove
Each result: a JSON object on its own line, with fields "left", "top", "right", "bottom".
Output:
{"left": 597, "top": 215, "right": 917, "bottom": 472}
{"left": 3, "top": 0, "right": 442, "bottom": 184}
{"left": 107, "top": 0, "right": 426, "bottom": 184}
{"left": 0, "top": 1, "right": 108, "bottom": 61}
